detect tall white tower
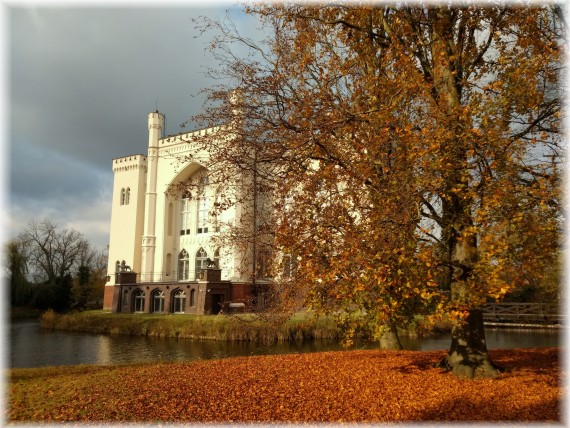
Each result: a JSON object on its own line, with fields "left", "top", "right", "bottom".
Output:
{"left": 103, "top": 153, "right": 148, "bottom": 309}
{"left": 140, "top": 111, "right": 164, "bottom": 282}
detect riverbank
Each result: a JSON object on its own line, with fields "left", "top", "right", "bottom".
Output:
{"left": 40, "top": 309, "right": 346, "bottom": 342}
{"left": 40, "top": 309, "right": 445, "bottom": 342}
{"left": 8, "top": 347, "right": 560, "bottom": 422}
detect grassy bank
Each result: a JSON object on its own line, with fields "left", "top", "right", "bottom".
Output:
{"left": 8, "top": 347, "right": 560, "bottom": 422}
{"left": 40, "top": 310, "right": 343, "bottom": 342}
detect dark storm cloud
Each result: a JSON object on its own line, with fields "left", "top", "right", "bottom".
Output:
{"left": 7, "top": 5, "right": 261, "bottom": 248}
{"left": 9, "top": 138, "right": 106, "bottom": 201}
{"left": 8, "top": 135, "right": 114, "bottom": 248}
{"left": 10, "top": 7, "right": 231, "bottom": 168}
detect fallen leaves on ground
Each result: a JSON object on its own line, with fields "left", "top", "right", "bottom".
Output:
{"left": 8, "top": 347, "right": 561, "bottom": 422}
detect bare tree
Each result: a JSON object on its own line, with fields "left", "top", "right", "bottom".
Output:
{"left": 19, "top": 219, "right": 90, "bottom": 284}
{"left": 5, "top": 239, "right": 31, "bottom": 306}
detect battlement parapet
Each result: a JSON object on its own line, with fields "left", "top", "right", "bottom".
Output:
{"left": 113, "top": 154, "right": 148, "bottom": 173}
{"left": 159, "top": 126, "right": 222, "bottom": 147}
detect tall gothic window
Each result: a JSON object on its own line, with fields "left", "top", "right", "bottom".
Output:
{"left": 256, "top": 248, "right": 270, "bottom": 279}
{"left": 120, "top": 188, "right": 126, "bottom": 205}
{"left": 213, "top": 188, "right": 221, "bottom": 232}
{"left": 282, "top": 254, "right": 297, "bottom": 279}
{"left": 197, "top": 176, "right": 209, "bottom": 234}
{"left": 178, "top": 249, "right": 189, "bottom": 281}
{"left": 214, "top": 248, "right": 220, "bottom": 269}
{"left": 180, "top": 190, "right": 192, "bottom": 236}
{"left": 195, "top": 247, "right": 208, "bottom": 279}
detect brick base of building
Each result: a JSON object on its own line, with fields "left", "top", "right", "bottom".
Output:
{"left": 103, "top": 285, "right": 115, "bottom": 311}
{"left": 104, "top": 269, "right": 263, "bottom": 315}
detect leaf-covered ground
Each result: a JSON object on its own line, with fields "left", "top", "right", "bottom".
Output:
{"left": 8, "top": 347, "right": 561, "bottom": 422}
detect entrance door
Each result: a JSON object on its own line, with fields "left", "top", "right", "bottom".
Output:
{"left": 211, "top": 294, "right": 224, "bottom": 314}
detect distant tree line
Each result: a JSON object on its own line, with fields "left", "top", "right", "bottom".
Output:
{"left": 4, "top": 219, "right": 107, "bottom": 312}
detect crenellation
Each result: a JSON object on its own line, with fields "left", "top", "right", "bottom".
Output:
{"left": 159, "top": 126, "right": 221, "bottom": 147}
{"left": 113, "top": 154, "right": 148, "bottom": 173}
{"left": 113, "top": 154, "right": 147, "bottom": 163}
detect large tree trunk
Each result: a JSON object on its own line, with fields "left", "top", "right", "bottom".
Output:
{"left": 379, "top": 320, "right": 403, "bottom": 350}
{"left": 438, "top": 308, "right": 502, "bottom": 378}
{"left": 428, "top": 10, "right": 498, "bottom": 377}
{"left": 439, "top": 213, "right": 502, "bottom": 378}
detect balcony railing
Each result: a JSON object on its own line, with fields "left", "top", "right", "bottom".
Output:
{"left": 117, "top": 270, "right": 206, "bottom": 284}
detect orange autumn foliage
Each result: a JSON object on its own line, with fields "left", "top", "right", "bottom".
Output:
{"left": 9, "top": 347, "right": 561, "bottom": 422}
{"left": 192, "top": 5, "right": 564, "bottom": 375}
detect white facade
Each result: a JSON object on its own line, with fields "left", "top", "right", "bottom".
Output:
{"left": 104, "top": 112, "right": 252, "bottom": 310}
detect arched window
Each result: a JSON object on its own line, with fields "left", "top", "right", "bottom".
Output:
{"left": 214, "top": 248, "right": 221, "bottom": 269}
{"left": 120, "top": 188, "right": 126, "bottom": 205}
{"left": 213, "top": 188, "right": 221, "bottom": 232}
{"left": 197, "top": 177, "right": 209, "bottom": 234}
{"left": 180, "top": 190, "right": 192, "bottom": 236}
{"left": 195, "top": 247, "right": 208, "bottom": 279}
{"left": 190, "top": 289, "right": 196, "bottom": 307}
{"left": 256, "top": 248, "right": 270, "bottom": 279}
{"left": 152, "top": 290, "right": 165, "bottom": 313}
{"left": 133, "top": 289, "right": 145, "bottom": 313}
{"left": 282, "top": 254, "right": 298, "bottom": 279}
{"left": 178, "top": 249, "right": 189, "bottom": 281}
{"left": 125, "top": 187, "right": 130, "bottom": 205}
{"left": 172, "top": 289, "right": 186, "bottom": 313}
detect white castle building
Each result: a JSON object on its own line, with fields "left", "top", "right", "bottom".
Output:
{"left": 103, "top": 111, "right": 263, "bottom": 314}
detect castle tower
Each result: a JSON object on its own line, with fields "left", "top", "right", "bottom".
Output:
{"left": 103, "top": 154, "right": 148, "bottom": 310}
{"left": 140, "top": 111, "right": 164, "bottom": 282}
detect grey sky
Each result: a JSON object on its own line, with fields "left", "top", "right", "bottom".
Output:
{"left": 5, "top": 4, "right": 260, "bottom": 250}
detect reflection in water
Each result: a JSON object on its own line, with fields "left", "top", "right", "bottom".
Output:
{"left": 9, "top": 319, "right": 560, "bottom": 369}
{"left": 96, "top": 335, "right": 113, "bottom": 366}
